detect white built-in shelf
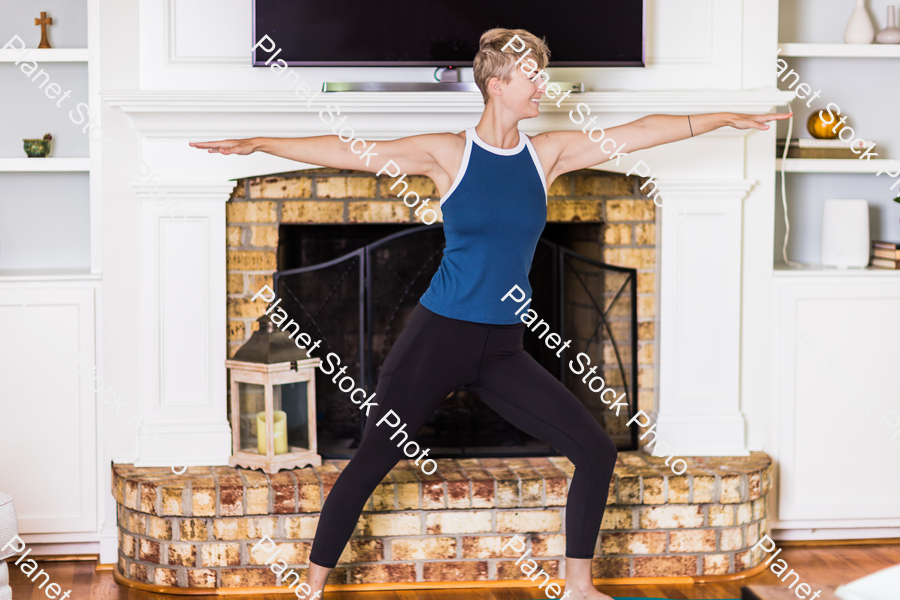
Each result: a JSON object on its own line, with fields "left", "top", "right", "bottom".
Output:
{"left": 0, "top": 157, "right": 90, "bottom": 172}
{"left": 0, "top": 268, "right": 99, "bottom": 282}
{"left": 779, "top": 43, "right": 900, "bottom": 58}
{"left": 776, "top": 158, "right": 897, "bottom": 173}
{"left": 0, "top": 48, "right": 88, "bottom": 62}
{"left": 774, "top": 263, "right": 900, "bottom": 276}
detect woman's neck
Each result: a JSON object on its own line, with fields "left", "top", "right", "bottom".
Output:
{"left": 475, "top": 108, "right": 523, "bottom": 149}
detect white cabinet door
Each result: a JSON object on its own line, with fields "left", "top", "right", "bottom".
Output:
{"left": 0, "top": 286, "right": 97, "bottom": 533}
{"left": 773, "top": 274, "right": 900, "bottom": 527}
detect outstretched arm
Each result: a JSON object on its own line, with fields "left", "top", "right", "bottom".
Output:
{"left": 189, "top": 133, "right": 445, "bottom": 178}
{"left": 541, "top": 111, "right": 792, "bottom": 180}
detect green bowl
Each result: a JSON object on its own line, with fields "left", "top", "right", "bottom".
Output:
{"left": 23, "top": 139, "right": 51, "bottom": 157}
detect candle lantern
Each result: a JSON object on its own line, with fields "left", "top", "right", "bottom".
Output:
{"left": 226, "top": 310, "right": 321, "bottom": 473}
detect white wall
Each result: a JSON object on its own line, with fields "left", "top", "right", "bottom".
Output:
{"left": 0, "top": 0, "right": 89, "bottom": 49}
{"left": 780, "top": 0, "right": 900, "bottom": 43}
{"left": 0, "top": 173, "right": 91, "bottom": 270}
{"left": 0, "top": 64, "right": 90, "bottom": 158}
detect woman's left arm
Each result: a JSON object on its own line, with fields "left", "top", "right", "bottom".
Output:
{"left": 620, "top": 112, "right": 791, "bottom": 150}
{"left": 540, "top": 111, "right": 792, "bottom": 181}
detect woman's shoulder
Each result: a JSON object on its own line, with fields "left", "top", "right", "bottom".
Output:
{"left": 430, "top": 130, "right": 468, "bottom": 151}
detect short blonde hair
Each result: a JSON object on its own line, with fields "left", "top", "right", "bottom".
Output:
{"left": 473, "top": 28, "right": 551, "bottom": 104}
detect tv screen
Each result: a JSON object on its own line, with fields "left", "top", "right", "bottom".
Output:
{"left": 252, "top": 0, "right": 644, "bottom": 67}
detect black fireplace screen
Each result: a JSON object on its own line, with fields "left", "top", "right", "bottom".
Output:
{"left": 273, "top": 224, "right": 638, "bottom": 459}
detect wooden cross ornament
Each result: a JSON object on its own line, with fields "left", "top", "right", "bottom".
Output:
{"left": 35, "top": 11, "right": 53, "bottom": 49}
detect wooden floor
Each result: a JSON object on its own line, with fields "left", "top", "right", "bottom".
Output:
{"left": 7, "top": 544, "right": 900, "bottom": 600}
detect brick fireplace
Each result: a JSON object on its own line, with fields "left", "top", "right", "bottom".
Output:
{"left": 103, "top": 82, "right": 786, "bottom": 580}
{"left": 224, "top": 167, "right": 657, "bottom": 415}
{"left": 108, "top": 165, "right": 775, "bottom": 590}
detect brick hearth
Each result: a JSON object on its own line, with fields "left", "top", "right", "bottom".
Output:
{"left": 112, "top": 453, "right": 772, "bottom": 588}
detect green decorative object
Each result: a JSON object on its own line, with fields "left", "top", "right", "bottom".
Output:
{"left": 23, "top": 133, "right": 52, "bottom": 157}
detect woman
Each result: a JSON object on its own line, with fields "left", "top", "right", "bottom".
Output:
{"left": 193, "top": 28, "right": 789, "bottom": 600}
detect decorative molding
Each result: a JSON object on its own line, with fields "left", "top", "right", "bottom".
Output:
{"left": 16, "top": 532, "right": 101, "bottom": 544}
{"left": 130, "top": 180, "right": 238, "bottom": 201}
{"left": 136, "top": 422, "right": 232, "bottom": 467}
{"left": 164, "top": 0, "right": 248, "bottom": 67}
{"left": 12, "top": 541, "right": 101, "bottom": 556}
{"left": 653, "top": 178, "right": 756, "bottom": 198}
{"left": 651, "top": 413, "right": 750, "bottom": 458}
{"left": 103, "top": 90, "right": 797, "bottom": 113}
{"left": 647, "top": 0, "right": 714, "bottom": 66}
{"left": 773, "top": 518, "right": 900, "bottom": 530}
{"left": 103, "top": 90, "right": 797, "bottom": 142}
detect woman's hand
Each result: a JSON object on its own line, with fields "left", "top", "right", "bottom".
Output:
{"left": 727, "top": 112, "right": 793, "bottom": 131}
{"left": 189, "top": 138, "right": 259, "bottom": 155}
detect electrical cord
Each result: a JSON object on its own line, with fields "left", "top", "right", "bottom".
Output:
{"left": 779, "top": 101, "right": 805, "bottom": 267}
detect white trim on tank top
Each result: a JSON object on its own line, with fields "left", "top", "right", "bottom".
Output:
{"left": 438, "top": 129, "right": 474, "bottom": 206}
{"left": 440, "top": 128, "right": 548, "bottom": 206}
{"left": 469, "top": 126, "right": 527, "bottom": 155}
{"left": 522, "top": 135, "right": 548, "bottom": 197}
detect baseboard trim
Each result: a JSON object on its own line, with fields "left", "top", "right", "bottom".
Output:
{"left": 777, "top": 537, "right": 900, "bottom": 547}
{"left": 110, "top": 560, "right": 768, "bottom": 595}
{"left": 4, "top": 554, "right": 99, "bottom": 563}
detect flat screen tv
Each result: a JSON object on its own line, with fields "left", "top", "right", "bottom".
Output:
{"left": 252, "top": 0, "right": 644, "bottom": 68}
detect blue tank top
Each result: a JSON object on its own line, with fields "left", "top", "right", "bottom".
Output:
{"left": 419, "top": 127, "right": 548, "bottom": 325}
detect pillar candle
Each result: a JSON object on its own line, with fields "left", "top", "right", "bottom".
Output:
{"left": 257, "top": 410, "right": 288, "bottom": 455}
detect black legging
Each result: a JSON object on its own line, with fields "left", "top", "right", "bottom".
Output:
{"left": 308, "top": 303, "right": 618, "bottom": 568}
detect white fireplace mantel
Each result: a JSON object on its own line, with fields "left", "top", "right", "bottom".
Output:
{"left": 103, "top": 88, "right": 795, "bottom": 465}
{"left": 103, "top": 89, "right": 794, "bottom": 180}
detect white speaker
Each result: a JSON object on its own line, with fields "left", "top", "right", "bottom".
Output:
{"left": 821, "top": 199, "right": 870, "bottom": 268}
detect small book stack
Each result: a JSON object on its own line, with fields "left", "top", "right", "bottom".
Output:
{"left": 871, "top": 240, "right": 900, "bottom": 269}
{"left": 776, "top": 138, "right": 874, "bottom": 159}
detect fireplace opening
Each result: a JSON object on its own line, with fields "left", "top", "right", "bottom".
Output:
{"left": 274, "top": 223, "right": 638, "bottom": 459}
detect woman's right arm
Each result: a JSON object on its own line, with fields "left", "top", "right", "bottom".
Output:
{"left": 189, "top": 133, "right": 449, "bottom": 178}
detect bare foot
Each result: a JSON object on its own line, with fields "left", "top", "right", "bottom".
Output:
{"left": 302, "top": 560, "right": 332, "bottom": 598}
{"left": 563, "top": 557, "right": 614, "bottom": 600}
{"left": 560, "top": 584, "right": 615, "bottom": 600}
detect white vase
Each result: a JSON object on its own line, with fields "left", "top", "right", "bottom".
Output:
{"left": 876, "top": 6, "right": 900, "bottom": 43}
{"left": 844, "top": 0, "right": 875, "bottom": 44}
